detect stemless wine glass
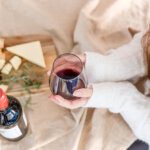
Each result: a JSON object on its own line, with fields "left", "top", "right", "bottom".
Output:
{"left": 49, "top": 53, "right": 88, "bottom": 100}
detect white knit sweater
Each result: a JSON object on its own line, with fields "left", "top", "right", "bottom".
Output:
{"left": 83, "top": 33, "right": 150, "bottom": 145}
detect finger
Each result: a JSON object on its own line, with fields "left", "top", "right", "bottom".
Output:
{"left": 49, "top": 95, "right": 60, "bottom": 105}
{"left": 70, "top": 98, "right": 88, "bottom": 105}
{"left": 54, "top": 95, "right": 72, "bottom": 105}
{"left": 49, "top": 95, "right": 72, "bottom": 108}
{"left": 73, "top": 88, "right": 93, "bottom": 98}
{"left": 54, "top": 95, "right": 87, "bottom": 109}
{"left": 47, "top": 69, "right": 51, "bottom": 76}
{"left": 48, "top": 94, "right": 56, "bottom": 99}
{"left": 77, "top": 54, "right": 86, "bottom": 63}
{"left": 50, "top": 95, "right": 74, "bottom": 108}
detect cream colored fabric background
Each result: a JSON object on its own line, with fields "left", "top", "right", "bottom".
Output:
{"left": 0, "top": 0, "right": 150, "bottom": 150}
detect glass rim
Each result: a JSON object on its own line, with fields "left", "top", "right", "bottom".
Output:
{"left": 51, "top": 53, "right": 84, "bottom": 81}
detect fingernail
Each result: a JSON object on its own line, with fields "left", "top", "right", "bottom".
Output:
{"left": 48, "top": 95, "right": 52, "bottom": 98}
{"left": 47, "top": 70, "right": 51, "bottom": 76}
{"left": 48, "top": 94, "right": 54, "bottom": 98}
{"left": 73, "top": 90, "right": 81, "bottom": 97}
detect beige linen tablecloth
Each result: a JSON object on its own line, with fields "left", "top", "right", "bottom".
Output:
{"left": 0, "top": 92, "right": 135, "bottom": 150}
{"left": 0, "top": 0, "right": 150, "bottom": 149}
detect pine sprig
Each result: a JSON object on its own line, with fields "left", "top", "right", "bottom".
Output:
{"left": 0, "top": 62, "right": 45, "bottom": 110}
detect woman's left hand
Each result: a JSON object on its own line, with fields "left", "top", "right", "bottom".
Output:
{"left": 49, "top": 88, "right": 92, "bottom": 109}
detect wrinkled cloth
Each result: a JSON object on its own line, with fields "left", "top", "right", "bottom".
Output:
{"left": 0, "top": 0, "right": 150, "bottom": 150}
{"left": 0, "top": 92, "right": 135, "bottom": 150}
{"left": 84, "top": 32, "right": 146, "bottom": 83}
{"left": 74, "top": 0, "right": 150, "bottom": 54}
{"left": 0, "top": 0, "right": 87, "bottom": 53}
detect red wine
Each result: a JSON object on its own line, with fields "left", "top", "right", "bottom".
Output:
{"left": 56, "top": 69, "right": 79, "bottom": 80}
{"left": 50, "top": 53, "right": 87, "bottom": 100}
{"left": 50, "top": 69, "right": 86, "bottom": 100}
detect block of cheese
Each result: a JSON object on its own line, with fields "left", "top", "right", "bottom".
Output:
{"left": 0, "top": 84, "right": 8, "bottom": 92}
{"left": 0, "top": 58, "right": 5, "bottom": 70}
{"left": 0, "top": 49, "right": 5, "bottom": 59}
{"left": 6, "top": 41, "right": 46, "bottom": 68}
{"left": 0, "top": 38, "right": 4, "bottom": 49}
{"left": 1, "top": 63, "right": 12, "bottom": 75}
{"left": 9, "top": 56, "right": 22, "bottom": 70}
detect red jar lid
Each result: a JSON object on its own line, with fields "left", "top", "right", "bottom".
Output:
{"left": 0, "top": 88, "right": 9, "bottom": 110}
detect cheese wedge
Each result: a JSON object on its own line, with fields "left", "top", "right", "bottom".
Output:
{"left": 6, "top": 41, "right": 46, "bottom": 68}
{"left": 0, "top": 49, "right": 5, "bottom": 59}
{"left": 1, "top": 63, "right": 12, "bottom": 75}
{"left": 0, "top": 58, "right": 5, "bottom": 70}
{"left": 0, "top": 38, "right": 4, "bottom": 49}
{"left": 0, "top": 84, "right": 8, "bottom": 92}
{"left": 9, "top": 56, "right": 22, "bottom": 70}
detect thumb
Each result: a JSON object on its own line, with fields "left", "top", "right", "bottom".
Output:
{"left": 47, "top": 69, "right": 51, "bottom": 76}
{"left": 73, "top": 88, "right": 93, "bottom": 98}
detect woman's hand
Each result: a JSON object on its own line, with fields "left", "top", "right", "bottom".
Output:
{"left": 49, "top": 88, "right": 92, "bottom": 109}
{"left": 48, "top": 53, "right": 89, "bottom": 109}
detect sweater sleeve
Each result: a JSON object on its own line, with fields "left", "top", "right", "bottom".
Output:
{"left": 83, "top": 82, "right": 150, "bottom": 144}
{"left": 85, "top": 32, "right": 147, "bottom": 83}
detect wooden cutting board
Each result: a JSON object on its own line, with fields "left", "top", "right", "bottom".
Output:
{"left": 1, "top": 35, "right": 58, "bottom": 96}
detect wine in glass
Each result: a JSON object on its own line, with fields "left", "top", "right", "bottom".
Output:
{"left": 49, "top": 53, "right": 87, "bottom": 100}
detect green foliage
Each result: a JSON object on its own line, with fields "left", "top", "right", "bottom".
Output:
{"left": 0, "top": 62, "right": 45, "bottom": 110}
